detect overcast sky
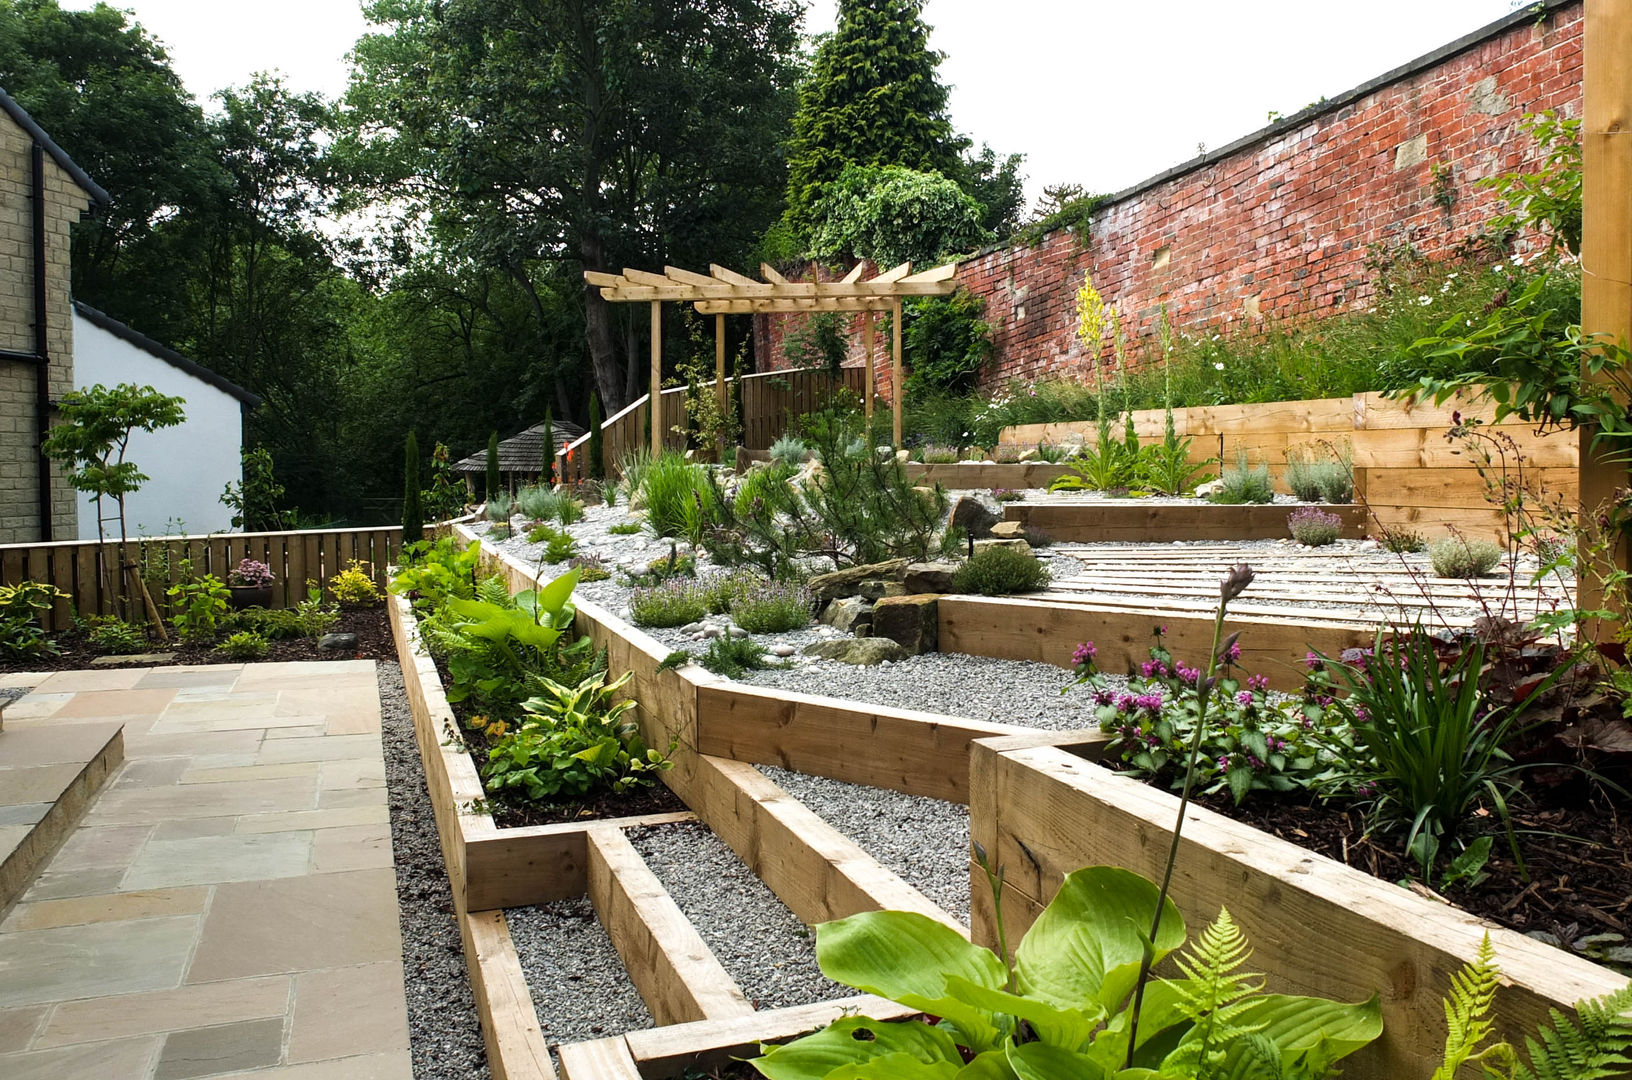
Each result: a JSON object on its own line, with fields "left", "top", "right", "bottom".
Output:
{"left": 66, "top": 0, "right": 1526, "bottom": 206}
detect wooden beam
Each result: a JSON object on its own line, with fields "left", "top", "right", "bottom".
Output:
{"left": 466, "top": 910, "right": 557, "bottom": 1080}
{"left": 693, "top": 298, "right": 897, "bottom": 314}
{"left": 650, "top": 301, "right": 662, "bottom": 456}
{"left": 557, "top": 1037, "right": 641, "bottom": 1080}
{"left": 604, "top": 281, "right": 951, "bottom": 302}
{"left": 623, "top": 267, "right": 672, "bottom": 287}
{"left": 871, "top": 261, "right": 913, "bottom": 283}
{"left": 709, "top": 263, "right": 760, "bottom": 286}
{"left": 583, "top": 270, "right": 623, "bottom": 287}
{"left": 901, "top": 262, "right": 959, "bottom": 283}
{"left": 892, "top": 297, "right": 903, "bottom": 447}
{"left": 759, "top": 262, "right": 790, "bottom": 284}
{"left": 585, "top": 826, "right": 755, "bottom": 1025}
{"left": 862, "top": 312, "right": 876, "bottom": 424}
{"left": 664, "top": 266, "right": 718, "bottom": 288}
{"left": 840, "top": 262, "right": 866, "bottom": 283}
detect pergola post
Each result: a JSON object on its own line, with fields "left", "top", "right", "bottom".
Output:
{"left": 715, "top": 313, "right": 727, "bottom": 460}
{"left": 650, "top": 300, "right": 662, "bottom": 457}
{"left": 891, "top": 298, "right": 904, "bottom": 448}
{"left": 862, "top": 312, "right": 876, "bottom": 426}
{"left": 1581, "top": 0, "right": 1632, "bottom": 619}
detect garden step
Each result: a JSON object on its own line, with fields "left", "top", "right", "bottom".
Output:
{"left": 0, "top": 719, "right": 124, "bottom": 912}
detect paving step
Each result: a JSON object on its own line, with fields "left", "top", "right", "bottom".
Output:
{"left": 0, "top": 719, "right": 125, "bottom": 912}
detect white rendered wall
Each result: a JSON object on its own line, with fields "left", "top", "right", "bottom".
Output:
{"left": 72, "top": 314, "right": 243, "bottom": 539}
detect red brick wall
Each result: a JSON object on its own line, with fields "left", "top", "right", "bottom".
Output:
{"left": 756, "top": 2, "right": 1583, "bottom": 394}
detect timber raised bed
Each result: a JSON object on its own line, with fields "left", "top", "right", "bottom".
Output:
{"left": 967, "top": 738, "right": 1628, "bottom": 1080}
{"left": 1004, "top": 499, "right": 1366, "bottom": 542}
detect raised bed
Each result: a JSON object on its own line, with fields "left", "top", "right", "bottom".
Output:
{"left": 967, "top": 737, "right": 1628, "bottom": 1080}
{"left": 1004, "top": 499, "right": 1366, "bottom": 542}
{"left": 904, "top": 461, "right": 1072, "bottom": 488}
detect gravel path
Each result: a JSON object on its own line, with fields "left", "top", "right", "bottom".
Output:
{"left": 627, "top": 821, "right": 847, "bottom": 1009}
{"left": 505, "top": 897, "right": 653, "bottom": 1053}
{"left": 758, "top": 765, "right": 970, "bottom": 924}
{"left": 0, "top": 685, "right": 31, "bottom": 706}
{"left": 377, "top": 660, "right": 492, "bottom": 1079}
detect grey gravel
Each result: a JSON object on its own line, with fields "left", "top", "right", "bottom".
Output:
{"left": 377, "top": 660, "right": 491, "bottom": 1079}
{"left": 505, "top": 897, "right": 654, "bottom": 1052}
{"left": 0, "top": 685, "right": 31, "bottom": 707}
{"left": 627, "top": 821, "right": 848, "bottom": 1010}
{"left": 758, "top": 765, "right": 970, "bottom": 924}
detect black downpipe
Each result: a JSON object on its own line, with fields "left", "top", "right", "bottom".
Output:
{"left": 31, "top": 142, "right": 52, "bottom": 541}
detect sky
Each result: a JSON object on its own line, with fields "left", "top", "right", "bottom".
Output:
{"left": 66, "top": 0, "right": 1527, "bottom": 207}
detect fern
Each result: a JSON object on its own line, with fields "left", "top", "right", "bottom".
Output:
{"left": 1508, "top": 985, "right": 1632, "bottom": 1080}
{"left": 474, "top": 574, "right": 512, "bottom": 608}
{"left": 1166, "top": 907, "right": 1266, "bottom": 1076}
{"left": 1434, "top": 935, "right": 1509, "bottom": 1080}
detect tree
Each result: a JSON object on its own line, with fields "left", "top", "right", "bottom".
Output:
{"left": 964, "top": 144, "right": 1027, "bottom": 240}
{"left": 485, "top": 430, "right": 500, "bottom": 500}
{"left": 783, "top": 0, "right": 968, "bottom": 237}
{"left": 402, "top": 431, "right": 423, "bottom": 543}
{"left": 541, "top": 410, "right": 555, "bottom": 485}
{"left": 588, "top": 391, "right": 605, "bottom": 481}
{"left": 808, "top": 165, "right": 991, "bottom": 268}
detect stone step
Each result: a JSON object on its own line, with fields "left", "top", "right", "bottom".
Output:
{"left": 0, "top": 719, "right": 125, "bottom": 912}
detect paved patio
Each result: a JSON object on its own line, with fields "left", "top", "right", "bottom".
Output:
{"left": 0, "top": 661, "right": 411, "bottom": 1080}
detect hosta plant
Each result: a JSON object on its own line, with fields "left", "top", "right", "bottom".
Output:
{"left": 750, "top": 864, "right": 1381, "bottom": 1079}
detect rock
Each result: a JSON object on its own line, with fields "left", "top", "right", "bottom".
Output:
{"left": 1194, "top": 478, "right": 1225, "bottom": 498}
{"left": 973, "top": 538, "right": 1033, "bottom": 558}
{"left": 808, "top": 559, "right": 908, "bottom": 606}
{"left": 854, "top": 624, "right": 872, "bottom": 638}
{"left": 317, "top": 632, "right": 358, "bottom": 653}
{"left": 895, "top": 449, "right": 912, "bottom": 464}
{"left": 802, "top": 638, "right": 906, "bottom": 665}
{"left": 819, "top": 596, "right": 874, "bottom": 632}
{"left": 856, "top": 579, "right": 907, "bottom": 601}
{"left": 1357, "top": 539, "right": 1379, "bottom": 551}
{"left": 703, "top": 626, "right": 723, "bottom": 639}
{"left": 90, "top": 652, "right": 169, "bottom": 667}
{"left": 871, "top": 594, "right": 939, "bottom": 655}
{"left": 1017, "top": 448, "right": 1039, "bottom": 462}
{"left": 727, "top": 626, "right": 749, "bottom": 639}
{"left": 990, "top": 520, "right": 1026, "bottom": 540}
{"left": 770, "top": 644, "right": 795, "bottom": 658}
{"left": 948, "top": 495, "right": 998, "bottom": 539}
{"left": 903, "top": 561, "right": 958, "bottom": 593}
{"left": 681, "top": 622, "right": 705, "bottom": 635}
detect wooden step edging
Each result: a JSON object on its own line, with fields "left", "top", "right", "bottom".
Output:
{"left": 1003, "top": 500, "right": 1366, "bottom": 543}
{"left": 967, "top": 737, "right": 1628, "bottom": 1080}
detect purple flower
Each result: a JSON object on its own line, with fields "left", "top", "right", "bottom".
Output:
{"left": 1175, "top": 663, "right": 1201, "bottom": 685}
{"left": 1353, "top": 705, "right": 1370, "bottom": 723}
{"left": 1072, "top": 641, "right": 1098, "bottom": 667}
{"left": 1115, "top": 693, "right": 1136, "bottom": 713}
{"left": 1091, "top": 689, "right": 1113, "bottom": 706}
{"left": 1248, "top": 754, "right": 1265, "bottom": 770}
{"left": 1305, "top": 651, "right": 1322, "bottom": 671}
{"left": 1236, "top": 690, "right": 1253, "bottom": 707}
{"left": 1134, "top": 692, "right": 1164, "bottom": 711}
{"left": 1217, "top": 755, "right": 1231, "bottom": 770}
{"left": 1223, "top": 640, "right": 1242, "bottom": 663}
{"left": 1140, "top": 659, "right": 1167, "bottom": 678}
{"left": 1247, "top": 674, "right": 1270, "bottom": 692}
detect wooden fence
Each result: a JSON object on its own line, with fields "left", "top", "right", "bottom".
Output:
{"left": 0, "top": 526, "right": 401, "bottom": 631}
{"left": 1003, "top": 390, "right": 1578, "bottom": 540}
{"left": 557, "top": 366, "right": 869, "bottom": 482}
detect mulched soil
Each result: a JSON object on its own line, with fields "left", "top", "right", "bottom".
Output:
{"left": 0, "top": 606, "right": 395, "bottom": 671}
{"left": 1189, "top": 782, "right": 1632, "bottom": 970}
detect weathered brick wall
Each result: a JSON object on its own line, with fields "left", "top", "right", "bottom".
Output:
{"left": 756, "top": 2, "right": 1583, "bottom": 396}
{"left": 0, "top": 107, "right": 88, "bottom": 542}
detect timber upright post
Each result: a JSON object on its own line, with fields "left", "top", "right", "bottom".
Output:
{"left": 715, "top": 313, "right": 727, "bottom": 460}
{"left": 651, "top": 300, "right": 662, "bottom": 457}
{"left": 891, "top": 298, "right": 904, "bottom": 448}
{"left": 862, "top": 312, "right": 876, "bottom": 426}
{"left": 1580, "top": 0, "right": 1632, "bottom": 620}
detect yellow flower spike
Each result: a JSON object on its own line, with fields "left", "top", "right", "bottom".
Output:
{"left": 1075, "top": 272, "right": 1106, "bottom": 352}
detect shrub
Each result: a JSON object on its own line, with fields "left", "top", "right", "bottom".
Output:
{"left": 1284, "top": 445, "right": 1354, "bottom": 503}
{"left": 734, "top": 462, "right": 799, "bottom": 519}
{"left": 951, "top": 546, "right": 1051, "bottom": 595}
{"left": 85, "top": 616, "right": 147, "bottom": 655}
{"left": 216, "top": 630, "right": 269, "bottom": 660}
{"left": 543, "top": 533, "right": 576, "bottom": 564}
{"left": 329, "top": 561, "right": 382, "bottom": 608}
{"left": 644, "top": 550, "right": 696, "bottom": 579}
{"left": 556, "top": 496, "right": 585, "bottom": 526}
{"left": 1430, "top": 537, "right": 1503, "bottom": 578}
{"left": 701, "top": 569, "right": 761, "bottom": 615}
{"left": 168, "top": 575, "right": 231, "bottom": 645}
{"left": 990, "top": 487, "right": 1022, "bottom": 502}
{"left": 730, "top": 581, "right": 814, "bottom": 633}
{"left": 1288, "top": 507, "right": 1343, "bottom": 546}
{"left": 991, "top": 444, "right": 1022, "bottom": 464}
{"left": 607, "top": 521, "right": 642, "bottom": 536}
{"left": 485, "top": 492, "right": 514, "bottom": 523}
{"left": 569, "top": 554, "right": 610, "bottom": 582}
{"left": 768, "top": 434, "right": 809, "bottom": 468}
{"left": 903, "top": 288, "right": 994, "bottom": 397}
{"left": 697, "top": 636, "right": 773, "bottom": 679}
{"left": 629, "top": 579, "right": 710, "bottom": 628}
{"left": 1381, "top": 525, "right": 1427, "bottom": 553}
{"left": 235, "top": 606, "right": 305, "bottom": 640}
{"left": 293, "top": 585, "right": 341, "bottom": 638}
{"left": 402, "top": 431, "right": 423, "bottom": 543}
{"left": 640, "top": 452, "right": 714, "bottom": 539}
{"left": 1022, "top": 525, "right": 1055, "bottom": 548}
{"left": 917, "top": 444, "right": 961, "bottom": 464}
{"left": 515, "top": 484, "right": 560, "bottom": 521}
{"left": 0, "top": 581, "right": 66, "bottom": 659}
{"left": 1208, "top": 450, "right": 1274, "bottom": 504}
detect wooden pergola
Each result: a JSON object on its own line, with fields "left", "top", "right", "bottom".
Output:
{"left": 585, "top": 261, "right": 959, "bottom": 453}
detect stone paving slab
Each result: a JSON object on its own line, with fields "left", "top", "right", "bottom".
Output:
{"left": 0, "top": 661, "right": 411, "bottom": 1080}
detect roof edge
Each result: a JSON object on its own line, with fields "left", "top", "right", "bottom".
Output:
{"left": 0, "top": 85, "right": 112, "bottom": 206}
{"left": 73, "top": 301, "right": 261, "bottom": 407}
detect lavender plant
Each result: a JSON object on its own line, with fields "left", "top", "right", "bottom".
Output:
{"left": 628, "top": 579, "right": 710, "bottom": 628}
{"left": 1288, "top": 506, "right": 1343, "bottom": 546}
{"left": 730, "top": 581, "right": 814, "bottom": 633}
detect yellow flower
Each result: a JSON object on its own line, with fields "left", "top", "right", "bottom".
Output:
{"left": 485, "top": 720, "right": 508, "bottom": 739}
{"left": 1075, "top": 272, "right": 1107, "bottom": 352}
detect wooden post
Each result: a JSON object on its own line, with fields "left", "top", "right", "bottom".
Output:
{"left": 1581, "top": 0, "right": 1632, "bottom": 620}
{"left": 715, "top": 312, "right": 727, "bottom": 461}
{"left": 891, "top": 298, "right": 904, "bottom": 448}
{"left": 650, "top": 300, "right": 662, "bottom": 457}
{"left": 862, "top": 312, "right": 876, "bottom": 426}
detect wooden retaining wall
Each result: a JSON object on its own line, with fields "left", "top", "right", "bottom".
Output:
{"left": 968, "top": 741, "right": 1627, "bottom": 1079}
{"left": 1003, "top": 501, "right": 1367, "bottom": 542}
{"left": 1002, "top": 390, "right": 1577, "bottom": 540}
{"left": 2, "top": 526, "right": 401, "bottom": 630}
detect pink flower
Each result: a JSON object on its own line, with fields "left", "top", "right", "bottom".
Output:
{"left": 1236, "top": 691, "right": 1253, "bottom": 707}
{"left": 1247, "top": 674, "right": 1270, "bottom": 692}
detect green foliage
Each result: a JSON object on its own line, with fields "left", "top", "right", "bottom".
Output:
{"left": 402, "top": 431, "right": 423, "bottom": 543}
{"left": 85, "top": 615, "right": 147, "bottom": 655}
{"left": 421, "top": 443, "right": 468, "bottom": 523}
{"left": 568, "top": 554, "right": 609, "bottom": 583}
{"left": 390, "top": 537, "right": 481, "bottom": 613}
{"left": 588, "top": 392, "right": 605, "bottom": 480}
{"left": 167, "top": 575, "right": 231, "bottom": 645}
{"left": 0, "top": 582, "right": 67, "bottom": 659}
{"left": 904, "top": 290, "right": 994, "bottom": 397}
{"left": 329, "top": 561, "right": 383, "bottom": 608}
{"left": 1382, "top": 525, "right": 1428, "bottom": 553}
{"left": 782, "top": 0, "right": 967, "bottom": 238}
{"left": 730, "top": 581, "right": 813, "bottom": 633}
{"left": 541, "top": 411, "right": 555, "bottom": 485}
{"left": 485, "top": 430, "right": 500, "bottom": 500}
{"left": 1209, "top": 451, "right": 1275, "bottom": 504}
{"left": 1049, "top": 424, "right": 1142, "bottom": 493}
{"left": 556, "top": 497, "right": 584, "bottom": 527}
{"left": 484, "top": 492, "right": 514, "bottom": 524}
{"left": 1483, "top": 110, "right": 1582, "bottom": 257}
{"left": 1430, "top": 537, "right": 1504, "bottom": 578}
{"left": 423, "top": 567, "right": 586, "bottom": 716}
{"left": 607, "top": 521, "right": 642, "bottom": 536}
{"left": 233, "top": 606, "right": 306, "bottom": 640}
{"left": 481, "top": 671, "right": 672, "bottom": 802}
{"left": 639, "top": 453, "right": 717, "bottom": 540}
{"left": 964, "top": 143, "right": 1027, "bottom": 240}
{"left": 951, "top": 547, "right": 1051, "bottom": 596}
{"left": 1287, "top": 507, "right": 1342, "bottom": 547}
{"left": 222, "top": 448, "right": 291, "bottom": 531}
{"left": 1284, "top": 444, "right": 1354, "bottom": 503}
{"left": 782, "top": 312, "right": 850, "bottom": 376}
{"left": 292, "top": 586, "right": 341, "bottom": 638}
{"left": 629, "top": 579, "right": 710, "bottom": 629}
{"left": 809, "top": 164, "right": 991, "bottom": 267}
{"left": 515, "top": 485, "right": 560, "bottom": 522}
{"left": 749, "top": 865, "right": 1381, "bottom": 1079}
{"left": 41, "top": 382, "right": 187, "bottom": 542}
{"left": 768, "top": 435, "right": 809, "bottom": 468}
{"left": 696, "top": 635, "right": 775, "bottom": 679}
{"left": 216, "top": 630, "right": 269, "bottom": 660}
{"left": 1431, "top": 935, "right": 1505, "bottom": 1080}
{"left": 1012, "top": 184, "right": 1107, "bottom": 247}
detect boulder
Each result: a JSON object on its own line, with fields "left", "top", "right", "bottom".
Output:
{"left": 895, "top": 449, "right": 912, "bottom": 464}
{"left": 903, "top": 561, "right": 958, "bottom": 593}
{"left": 948, "top": 495, "right": 998, "bottom": 539}
{"left": 819, "top": 596, "right": 874, "bottom": 633}
{"left": 1017, "top": 448, "right": 1039, "bottom": 462}
{"left": 317, "top": 632, "right": 358, "bottom": 653}
{"left": 803, "top": 638, "right": 906, "bottom": 665}
{"left": 856, "top": 579, "right": 907, "bottom": 601}
{"left": 808, "top": 559, "right": 907, "bottom": 606}
{"left": 1193, "top": 478, "right": 1225, "bottom": 498}
{"left": 973, "top": 538, "right": 1033, "bottom": 558}
{"left": 990, "top": 520, "right": 1026, "bottom": 540}
{"left": 871, "top": 594, "right": 939, "bottom": 655}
